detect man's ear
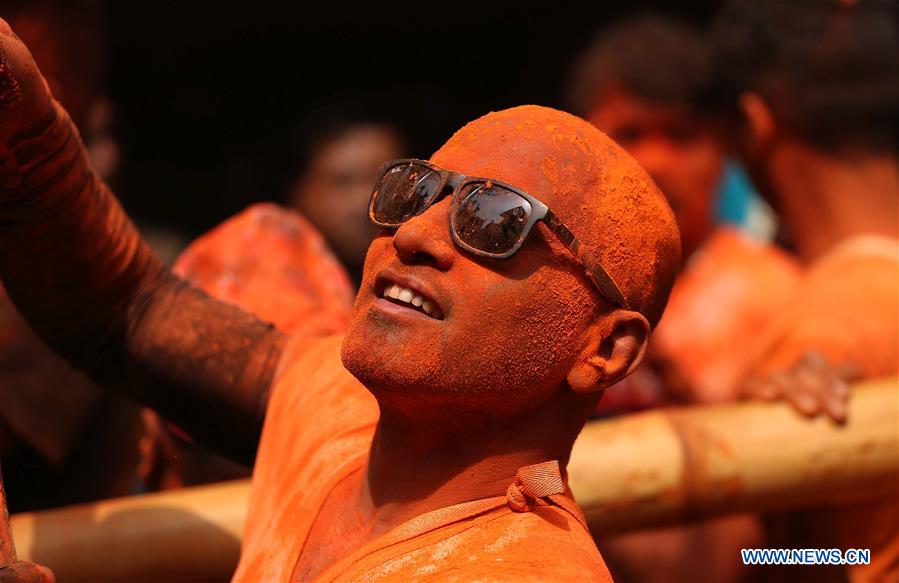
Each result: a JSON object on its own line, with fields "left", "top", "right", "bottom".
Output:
{"left": 739, "top": 92, "right": 777, "bottom": 158}
{"left": 567, "top": 310, "right": 651, "bottom": 394}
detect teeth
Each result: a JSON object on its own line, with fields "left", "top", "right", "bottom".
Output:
{"left": 382, "top": 282, "right": 440, "bottom": 318}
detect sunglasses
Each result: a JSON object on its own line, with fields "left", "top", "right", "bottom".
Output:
{"left": 368, "top": 159, "right": 629, "bottom": 309}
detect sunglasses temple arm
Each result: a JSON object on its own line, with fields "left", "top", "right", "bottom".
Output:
{"left": 544, "top": 212, "right": 630, "bottom": 310}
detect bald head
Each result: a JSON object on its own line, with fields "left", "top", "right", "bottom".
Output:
{"left": 344, "top": 105, "right": 681, "bottom": 423}
{"left": 431, "top": 105, "right": 681, "bottom": 325}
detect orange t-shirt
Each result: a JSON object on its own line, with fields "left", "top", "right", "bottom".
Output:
{"left": 748, "top": 235, "right": 899, "bottom": 582}
{"left": 749, "top": 235, "right": 898, "bottom": 378}
{"left": 596, "top": 228, "right": 800, "bottom": 414}
{"left": 652, "top": 228, "right": 801, "bottom": 403}
{"left": 234, "top": 335, "right": 611, "bottom": 582}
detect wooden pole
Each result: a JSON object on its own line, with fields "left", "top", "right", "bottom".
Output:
{"left": 9, "top": 379, "right": 897, "bottom": 581}
{"left": 10, "top": 479, "right": 246, "bottom": 582}
{"left": 569, "top": 378, "right": 898, "bottom": 534}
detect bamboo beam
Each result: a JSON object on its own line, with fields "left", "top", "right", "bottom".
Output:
{"left": 10, "top": 480, "right": 247, "bottom": 582}
{"left": 9, "top": 379, "right": 897, "bottom": 581}
{"left": 569, "top": 378, "right": 898, "bottom": 534}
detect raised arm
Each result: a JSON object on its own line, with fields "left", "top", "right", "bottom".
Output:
{"left": 0, "top": 20, "right": 285, "bottom": 464}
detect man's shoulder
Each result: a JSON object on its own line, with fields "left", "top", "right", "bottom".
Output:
{"left": 797, "top": 235, "right": 898, "bottom": 313}
{"left": 476, "top": 506, "right": 608, "bottom": 569}
{"left": 700, "top": 227, "right": 799, "bottom": 270}
{"left": 667, "top": 227, "right": 801, "bottom": 331}
{"left": 357, "top": 506, "right": 611, "bottom": 582}
{"left": 806, "top": 235, "right": 899, "bottom": 282}
{"left": 751, "top": 235, "right": 899, "bottom": 376}
{"left": 261, "top": 332, "right": 377, "bottom": 439}
{"left": 270, "top": 333, "right": 376, "bottom": 417}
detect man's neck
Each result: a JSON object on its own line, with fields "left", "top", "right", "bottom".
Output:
{"left": 359, "top": 390, "right": 592, "bottom": 538}
{"left": 769, "top": 142, "right": 899, "bottom": 263}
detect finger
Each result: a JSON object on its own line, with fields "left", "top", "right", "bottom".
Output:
{"left": 742, "top": 377, "right": 780, "bottom": 401}
{"left": 829, "top": 376, "right": 851, "bottom": 398}
{"left": 835, "top": 361, "right": 861, "bottom": 382}
{"left": 793, "top": 361, "right": 829, "bottom": 395}
{"left": 797, "top": 350, "right": 827, "bottom": 370}
{"left": 0, "top": 562, "right": 55, "bottom": 583}
{"left": 793, "top": 360, "right": 851, "bottom": 424}
{"left": 794, "top": 365, "right": 835, "bottom": 418}
{"left": 821, "top": 377, "right": 851, "bottom": 425}
{"left": 799, "top": 352, "right": 860, "bottom": 383}
{"left": 787, "top": 389, "right": 822, "bottom": 418}
{"left": 776, "top": 372, "right": 822, "bottom": 418}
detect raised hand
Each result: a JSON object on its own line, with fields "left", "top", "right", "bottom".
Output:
{"left": 0, "top": 563, "right": 55, "bottom": 583}
{"left": 0, "top": 18, "right": 56, "bottom": 187}
{"left": 0, "top": 17, "right": 285, "bottom": 464}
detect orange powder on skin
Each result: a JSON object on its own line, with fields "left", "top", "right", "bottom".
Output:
{"left": 342, "top": 105, "right": 680, "bottom": 429}
{"left": 430, "top": 105, "right": 681, "bottom": 326}
{"left": 344, "top": 223, "right": 597, "bottom": 423}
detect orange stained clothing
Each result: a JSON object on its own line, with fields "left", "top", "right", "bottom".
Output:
{"left": 140, "top": 203, "right": 355, "bottom": 489}
{"left": 749, "top": 235, "right": 899, "bottom": 583}
{"left": 174, "top": 203, "right": 354, "bottom": 336}
{"left": 749, "top": 235, "right": 898, "bottom": 379}
{"left": 234, "top": 335, "right": 611, "bottom": 582}
{"left": 652, "top": 227, "right": 801, "bottom": 403}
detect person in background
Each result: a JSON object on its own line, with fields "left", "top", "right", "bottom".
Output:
{"left": 285, "top": 104, "right": 407, "bottom": 287}
{"left": 565, "top": 15, "right": 805, "bottom": 582}
{"left": 712, "top": 1, "right": 898, "bottom": 580}
{"left": 568, "top": 15, "right": 797, "bottom": 414}
{"left": 568, "top": 15, "right": 775, "bottom": 255}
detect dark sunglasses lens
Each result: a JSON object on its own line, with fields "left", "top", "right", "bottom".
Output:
{"left": 371, "top": 163, "right": 442, "bottom": 225}
{"left": 454, "top": 183, "right": 532, "bottom": 255}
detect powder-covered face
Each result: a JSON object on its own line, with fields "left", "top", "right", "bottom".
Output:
{"left": 340, "top": 193, "right": 601, "bottom": 420}
{"left": 340, "top": 106, "right": 680, "bottom": 422}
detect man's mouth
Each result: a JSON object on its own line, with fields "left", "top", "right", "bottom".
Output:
{"left": 377, "top": 280, "right": 444, "bottom": 320}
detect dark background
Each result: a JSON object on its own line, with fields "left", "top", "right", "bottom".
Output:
{"left": 7, "top": 1, "right": 718, "bottom": 238}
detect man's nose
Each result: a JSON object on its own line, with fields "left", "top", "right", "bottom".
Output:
{"left": 392, "top": 198, "right": 455, "bottom": 270}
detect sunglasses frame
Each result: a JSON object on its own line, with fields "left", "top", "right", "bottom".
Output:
{"left": 369, "top": 158, "right": 629, "bottom": 309}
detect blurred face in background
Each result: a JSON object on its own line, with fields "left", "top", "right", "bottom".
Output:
{"left": 587, "top": 86, "right": 724, "bottom": 258}
{"left": 289, "top": 124, "right": 405, "bottom": 281}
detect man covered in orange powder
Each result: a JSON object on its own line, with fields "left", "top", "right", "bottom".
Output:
{"left": 0, "top": 18, "right": 679, "bottom": 582}
{"left": 712, "top": 1, "right": 898, "bottom": 580}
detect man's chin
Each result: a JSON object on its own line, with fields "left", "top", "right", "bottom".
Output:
{"left": 340, "top": 319, "right": 443, "bottom": 395}
{"left": 347, "top": 297, "right": 439, "bottom": 341}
